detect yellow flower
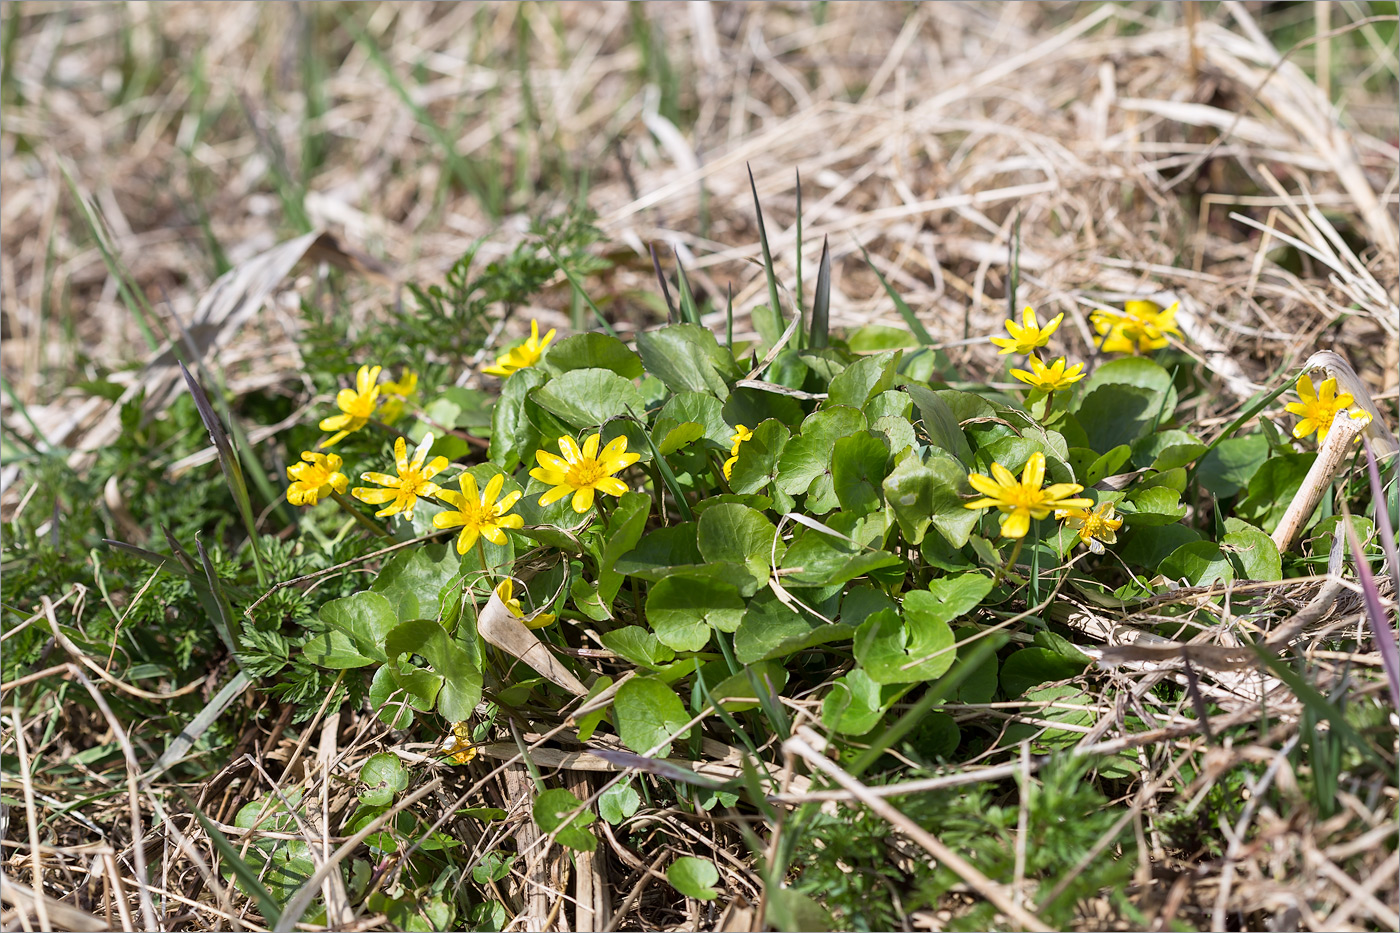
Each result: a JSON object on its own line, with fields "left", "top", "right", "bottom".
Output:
{"left": 1285, "top": 373, "right": 1371, "bottom": 443}
{"left": 318, "top": 364, "right": 383, "bottom": 448}
{"left": 722, "top": 423, "right": 754, "bottom": 480}
{"left": 1010, "top": 356, "right": 1086, "bottom": 392}
{"left": 378, "top": 368, "right": 418, "bottom": 425}
{"left": 964, "top": 451, "right": 1093, "bottom": 539}
{"left": 530, "top": 433, "right": 640, "bottom": 513}
{"left": 432, "top": 471, "right": 524, "bottom": 554}
{"left": 285, "top": 451, "right": 348, "bottom": 506}
{"left": 1090, "top": 300, "right": 1181, "bottom": 355}
{"left": 482, "top": 319, "right": 556, "bottom": 377}
{"left": 1056, "top": 502, "right": 1123, "bottom": 555}
{"left": 494, "top": 578, "right": 556, "bottom": 630}
{"left": 351, "top": 433, "right": 449, "bottom": 519}
{"left": 440, "top": 721, "right": 477, "bottom": 765}
{"left": 990, "top": 306, "right": 1064, "bottom": 356}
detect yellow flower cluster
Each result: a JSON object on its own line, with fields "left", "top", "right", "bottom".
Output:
{"left": 1089, "top": 300, "right": 1181, "bottom": 355}
{"left": 993, "top": 306, "right": 1085, "bottom": 397}
{"left": 1285, "top": 373, "right": 1371, "bottom": 444}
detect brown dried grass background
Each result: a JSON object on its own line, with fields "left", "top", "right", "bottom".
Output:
{"left": 2, "top": 2, "right": 1398, "bottom": 931}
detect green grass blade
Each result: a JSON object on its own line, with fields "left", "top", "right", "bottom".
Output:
{"left": 671, "top": 246, "right": 702, "bottom": 326}
{"left": 179, "top": 363, "right": 266, "bottom": 586}
{"left": 856, "top": 239, "right": 934, "bottom": 346}
{"left": 1202, "top": 381, "right": 1293, "bottom": 453}
{"left": 195, "top": 535, "right": 242, "bottom": 661}
{"left": 747, "top": 164, "right": 790, "bottom": 349}
{"left": 1252, "top": 646, "right": 1386, "bottom": 769}
{"left": 540, "top": 241, "right": 618, "bottom": 337}
{"left": 809, "top": 235, "right": 831, "bottom": 350}
{"left": 175, "top": 787, "right": 282, "bottom": 926}
{"left": 725, "top": 283, "right": 734, "bottom": 350}
{"left": 650, "top": 242, "right": 677, "bottom": 323}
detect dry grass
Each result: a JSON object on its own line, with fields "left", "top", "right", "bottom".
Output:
{"left": 2, "top": 2, "right": 1397, "bottom": 931}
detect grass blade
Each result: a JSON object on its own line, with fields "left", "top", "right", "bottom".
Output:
{"left": 1252, "top": 644, "right": 1386, "bottom": 769}
{"left": 725, "top": 283, "right": 734, "bottom": 350}
{"left": 195, "top": 535, "right": 241, "bottom": 660}
{"left": 809, "top": 235, "right": 831, "bottom": 349}
{"left": 650, "top": 242, "right": 677, "bottom": 323}
{"left": 747, "top": 164, "right": 790, "bottom": 349}
{"left": 540, "top": 240, "right": 618, "bottom": 337}
{"left": 175, "top": 786, "right": 282, "bottom": 926}
{"left": 672, "top": 245, "right": 702, "bottom": 326}
{"left": 102, "top": 538, "right": 192, "bottom": 577}
{"left": 1341, "top": 499, "right": 1400, "bottom": 711}
{"left": 855, "top": 238, "right": 934, "bottom": 346}
{"left": 180, "top": 362, "right": 266, "bottom": 585}
{"left": 794, "top": 168, "right": 804, "bottom": 316}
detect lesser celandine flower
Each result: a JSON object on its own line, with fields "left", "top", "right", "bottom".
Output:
{"left": 530, "top": 433, "right": 640, "bottom": 513}
{"left": 495, "top": 578, "right": 556, "bottom": 629}
{"left": 433, "top": 472, "right": 524, "bottom": 554}
{"left": 1090, "top": 300, "right": 1182, "bottom": 355}
{"left": 722, "top": 424, "right": 754, "bottom": 480}
{"left": 482, "top": 320, "right": 556, "bottom": 377}
{"left": 1285, "top": 373, "right": 1371, "bottom": 443}
{"left": 285, "top": 451, "right": 348, "bottom": 506}
{"left": 1010, "top": 356, "right": 1085, "bottom": 392}
{"left": 440, "top": 721, "right": 477, "bottom": 765}
{"left": 1056, "top": 502, "right": 1123, "bottom": 554}
{"left": 351, "top": 433, "right": 449, "bottom": 519}
{"left": 378, "top": 367, "right": 418, "bottom": 425}
{"left": 965, "top": 451, "right": 1093, "bottom": 539}
{"left": 319, "top": 364, "right": 384, "bottom": 448}
{"left": 991, "top": 306, "right": 1064, "bottom": 356}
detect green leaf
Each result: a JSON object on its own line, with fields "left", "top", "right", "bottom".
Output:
{"left": 303, "top": 629, "right": 377, "bottom": 669}
{"left": 698, "top": 503, "right": 781, "bottom": 588}
{"left": 657, "top": 392, "right": 730, "bottom": 447}
{"left": 598, "top": 492, "right": 652, "bottom": 604}
{"left": 384, "top": 619, "right": 482, "bottom": 721}
{"left": 531, "top": 368, "right": 645, "bottom": 429}
{"left": 734, "top": 591, "right": 855, "bottom": 663}
{"left": 904, "top": 384, "right": 975, "bottom": 465}
{"left": 1160, "top": 541, "right": 1234, "bottom": 586}
{"left": 368, "top": 665, "right": 422, "bottom": 727}
{"left": 1132, "top": 429, "right": 1206, "bottom": 471}
{"left": 999, "top": 649, "right": 1089, "bottom": 698}
{"left": 614, "top": 676, "right": 691, "bottom": 756}
{"left": 658, "top": 421, "right": 704, "bottom": 455}
{"left": 854, "top": 607, "right": 957, "bottom": 684}
{"left": 358, "top": 752, "right": 409, "bottom": 806}
{"left": 544, "top": 332, "right": 644, "bottom": 378}
{"left": 1237, "top": 451, "right": 1318, "bottom": 532}
{"left": 709, "top": 660, "right": 789, "bottom": 712}
{"left": 615, "top": 522, "right": 703, "bottom": 576}
{"left": 372, "top": 544, "right": 462, "bottom": 624}
{"left": 830, "top": 432, "right": 890, "bottom": 514}
{"left": 1121, "top": 485, "right": 1188, "bottom": 526}
{"left": 781, "top": 517, "right": 900, "bottom": 586}
{"left": 667, "top": 856, "right": 720, "bottom": 901}
{"left": 827, "top": 351, "right": 900, "bottom": 409}
{"left": 1198, "top": 433, "right": 1269, "bottom": 497}
{"left": 488, "top": 368, "right": 548, "bottom": 471}
{"left": 1118, "top": 523, "right": 1201, "bottom": 568}
{"left": 600, "top": 627, "right": 677, "bottom": 669}
{"left": 775, "top": 406, "right": 867, "bottom": 496}
{"left": 598, "top": 781, "right": 640, "bottom": 825}
{"left": 1222, "top": 517, "right": 1282, "bottom": 582}
{"left": 727, "top": 419, "right": 790, "bottom": 495}
{"left": 532, "top": 788, "right": 597, "bottom": 852}
{"left": 1082, "top": 444, "right": 1132, "bottom": 485}
{"left": 646, "top": 576, "right": 746, "bottom": 651}
{"left": 821, "top": 668, "right": 906, "bottom": 735}
{"left": 904, "top": 573, "right": 994, "bottom": 626}
{"left": 575, "top": 676, "right": 614, "bottom": 743}
{"left": 636, "top": 324, "right": 738, "bottom": 398}
{"left": 319, "top": 591, "right": 398, "bottom": 661}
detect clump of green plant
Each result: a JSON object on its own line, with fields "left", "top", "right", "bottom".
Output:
{"left": 79, "top": 188, "right": 1394, "bottom": 928}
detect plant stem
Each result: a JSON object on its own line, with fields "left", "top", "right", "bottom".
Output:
{"left": 993, "top": 536, "right": 1024, "bottom": 586}
{"left": 330, "top": 491, "right": 393, "bottom": 538}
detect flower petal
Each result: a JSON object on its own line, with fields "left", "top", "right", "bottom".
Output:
{"left": 594, "top": 477, "right": 628, "bottom": 497}
{"left": 539, "top": 484, "right": 572, "bottom": 506}
{"left": 482, "top": 473, "right": 505, "bottom": 504}
{"left": 557, "top": 435, "right": 581, "bottom": 462}
{"left": 455, "top": 526, "right": 479, "bottom": 555}
{"left": 582, "top": 433, "right": 601, "bottom": 460}
{"left": 571, "top": 486, "right": 595, "bottom": 513}
{"left": 1000, "top": 510, "right": 1031, "bottom": 539}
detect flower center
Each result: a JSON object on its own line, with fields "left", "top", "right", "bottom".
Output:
{"left": 345, "top": 394, "right": 377, "bottom": 419}
{"left": 567, "top": 460, "right": 607, "bottom": 488}
{"left": 1003, "top": 484, "right": 1047, "bottom": 510}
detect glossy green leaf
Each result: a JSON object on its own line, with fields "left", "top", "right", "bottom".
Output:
{"left": 854, "top": 607, "right": 957, "bottom": 684}
{"left": 544, "top": 332, "right": 644, "bottom": 379}
{"left": 532, "top": 788, "right": 596, "bottom": 852}
{"left": 614, "top": 675, "right": 691, "bottom": 756}
{"left": 667, "top": 856, "right": 720, "bottom": 901}
{"left": 646, "top": 576, "right": 746, "bottom": 651}
{"left": 531, "top": 368, "right": 645, "bottom": 429}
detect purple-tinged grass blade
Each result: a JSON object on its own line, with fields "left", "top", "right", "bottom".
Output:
{"left": 649, "top": 242, "right": 677, "bottom": 323}
{"left": 1361, "top": 437, "right": 1400, "bottom": 584}
{"left": 160, "top": 523, "right": 198, "bottom": 575}
{"left": 179, "top": 361, "right": 266, "bottom": 586}
{"left": 102, "top": 538, "right": 194, "bottom": 578}
{"left": 1341, "top": 500, "right": 1400, "bottom": 711}
{"left": 587, "top": 746, "right": 730, "bottom": 791}
{"left": 195, "top": 535, "right": 242, "bottom": 661}
{"left": 671, "top": 245, "right": 702, "bottom": 327}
